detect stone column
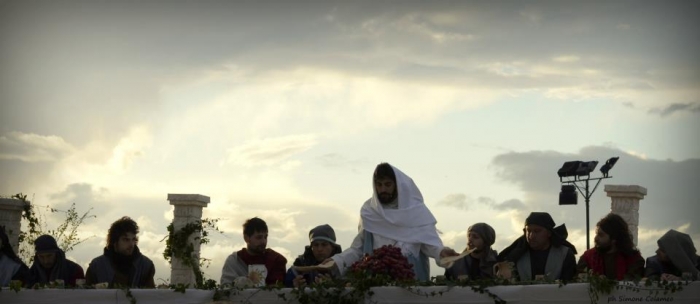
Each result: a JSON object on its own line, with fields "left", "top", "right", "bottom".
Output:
{"left": 604, "top": 185, "right": 647, "bottom": 247}
{"left": 0, "top": 198, "right": 27, "bottom": 253}
{"left": 167, "top": 194, "right": 210, "bottom": 286}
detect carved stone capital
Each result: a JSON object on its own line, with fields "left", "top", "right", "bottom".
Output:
{"left": 0, "top": 198, "right": 27, "bottom": 253}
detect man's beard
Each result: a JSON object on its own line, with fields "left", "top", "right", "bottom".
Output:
{"left": 378, "top": 191, "right": 397, "bottom": 204}
{"left": 248, "top": 245, "right": 266, "bottom": 255}
{"left": 595, "top": 244, "right": 612, "bottom": 254}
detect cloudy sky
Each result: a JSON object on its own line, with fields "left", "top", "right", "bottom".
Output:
{"left": 1, "top": 1, "right": 699, "bottom": 282}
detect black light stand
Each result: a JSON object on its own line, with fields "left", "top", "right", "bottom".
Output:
{"left": 557, "top": 157, "right": 619, "bottom": 250}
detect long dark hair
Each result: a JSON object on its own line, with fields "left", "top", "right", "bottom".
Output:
{"left": 106, "top": 216, "right": 139, "bottom": 248}
{"left": 1, "top": 225, "right": 27, "bottom": 266}
{"left": 597, "top": 213, "right": 638, "bottom": 256}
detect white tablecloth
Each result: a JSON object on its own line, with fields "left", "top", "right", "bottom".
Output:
{"left": 2, "top": 282, "right": 698, "bottom": 304}
{"left": 0, "top": 289, "right": 215, "bottom": 304}
{"left": 230, "top": 282, "right": 700, "bottom": 304}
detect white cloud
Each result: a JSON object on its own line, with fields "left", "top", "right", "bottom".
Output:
{"left": 107, "top": 125, "right": 153, "bottom": 173}
{"left": 553, "top": 55, "right": 581, "bottom": 63}
{"left": 0, "top": 131, "right": 75, "bottom": 162}
{"left": 394, "top": 14, "right": 475, "bottom": 43}
{"left": 617, "top": 24, "right": 631, "bottom": 30}
{"left": 184, "top": 67, "right": 499, "bottom": 137}
{"left": 626, "top": 150, "right": 648, "bottom": 160}
{"left": 481, "top": 62, "right": 529, "bottom": 77}
{"left": 436, "top": 193, "right": 469, "bottom": 209}
{"left": 224, "top": 134, "right": 317, "bottom": 168}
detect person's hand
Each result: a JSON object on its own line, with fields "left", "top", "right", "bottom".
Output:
{"left": 248, "top": 270, "right": 264, "bottom": 284}
{"left": 315, "top": 273, "right": 332, "bottom": 284}
{"left": 440, "top": 247, "right": 459, "bottom": 258}
{"left": 292, "top": 275, "right": 306, "bottom": 288}
{"left": 661, "top": 273, "right": 681, "bottom": 281}
{"left": 320, "top": 258, "right": 339, "bottom": 272}
{"left": 233, "top": 276, "right": 255, "bottom": 288}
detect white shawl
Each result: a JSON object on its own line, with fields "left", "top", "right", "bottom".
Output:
{"left": 359, "top": 165, "right": 443, "bottom": 252}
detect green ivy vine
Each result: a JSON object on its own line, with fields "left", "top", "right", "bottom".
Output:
{"left": 161, "top": 218, "right": 222, "bottom": 289}
{"left": 13, "top": 193, "right": 40, "bottom": 262}
{"left": 572, "top": 269, "right": 691, "bottom": 304}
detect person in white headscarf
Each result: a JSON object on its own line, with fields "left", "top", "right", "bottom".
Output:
{"left": 325, "top": 163, "right": 457, "bottom": 281}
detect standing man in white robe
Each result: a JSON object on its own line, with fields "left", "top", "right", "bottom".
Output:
{"left": 326, "top": 163, "right": 457, "bottom": 281}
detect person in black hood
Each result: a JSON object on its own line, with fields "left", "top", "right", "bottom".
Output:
{"left": 0, "top": 225, "right": 30, "bottom": 287}
{"left": 29, "top": 234, "right": 85, "bottom": 287}
{"left": 498, "top": 212, "right": 577, "bottom": 281}
{"left": 645, "top": 229, "right": 700, "bottom": 281}
{"left": 85, "top": 216, "right": 155, "bottom": 288}
{"left": 284, "top": 224, "right": 342, "bottom": 287}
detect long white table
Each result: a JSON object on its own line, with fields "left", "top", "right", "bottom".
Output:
{"left": 230, "top": 282, "right": 700, "bottom": 304}
{"left": 2, "top": 282, "right": 698, "bottom": 304}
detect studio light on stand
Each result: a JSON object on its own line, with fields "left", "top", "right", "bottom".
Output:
{"left": 559, "top": 185, "right": 577, "bottom": 205}
{"left": 557, "top": 157, "right": 619, "bottom": 249}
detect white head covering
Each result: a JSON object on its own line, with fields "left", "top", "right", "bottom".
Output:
{"left": 359, "top": 165, "right": 443, "bottom": 249}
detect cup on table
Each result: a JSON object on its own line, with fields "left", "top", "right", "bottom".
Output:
{"left": 248, "top": 264, "right": 267, "bottom": 287}
{"left": 682, "top": 272, "right": 693, "bottom": 281}
{"left": 493, "top": 261, "right": 513, "bottom": 280}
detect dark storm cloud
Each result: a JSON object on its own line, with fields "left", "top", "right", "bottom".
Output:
{"left": 491, "top": 146, "right": 700, "bottom": 235}
{"left": 648, "top": 102, "right": 700, "bottom": 117}
{"left": 2, "top": 1, "right": 698, "bottom": 145}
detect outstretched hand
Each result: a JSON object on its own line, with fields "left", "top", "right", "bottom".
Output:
{"left": 440, "top": 247, "right": 459, "bottom": 258}
{"left": 661, "top": 273, "right": 681, "bottom": 281}
{"left": 319, "top": 258, "right": 339, "bottom": 273}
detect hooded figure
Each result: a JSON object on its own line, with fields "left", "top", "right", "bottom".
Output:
{"left": 284, "top": 224, "right": 343, "bottom": 287}
{"left": 498, "top": 212, "right": 577, "bottom": 281}
{"left": 445, "top": 223, "right": 499, "bottom": 280}
{"left": 645, "top": 230, "right": 700, "bottom": 280}
{"left": 29, "top": 235, "right": 85, "bottom": 287}
{"left": 0, "top": 225, "right": 30, "bottom": 287}
{"left": 330, "top": 163, "right": 453, "bottom": 281}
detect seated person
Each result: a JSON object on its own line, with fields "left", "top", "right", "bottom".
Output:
{"left": 284, "top": 224, "right": 342, "bottom": 287}
{"left": 29, "top": 234, "right": 85, "bottom": 287}
{"left": 577, "top": 213, "right": 644, "bottom": 280}
{"left": 326, "top": 163, "right": 457, "bottom": 282}
{"left": 0, "top": 225, "right": 30, "bottom": 287}
{"left": 220, "top": 217, "right": 287, "bottom": 287}
{"left": 445, "top": 223, "right": 498, "bottom": 280}
{"left": 85, "top": 216, "right": 155, "bottom": 288}
{"left": 498, "top": 212, "right": 577, "bottom": 281}
{"left": 645, "top": 229, "right": 700, "bottom": 281}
